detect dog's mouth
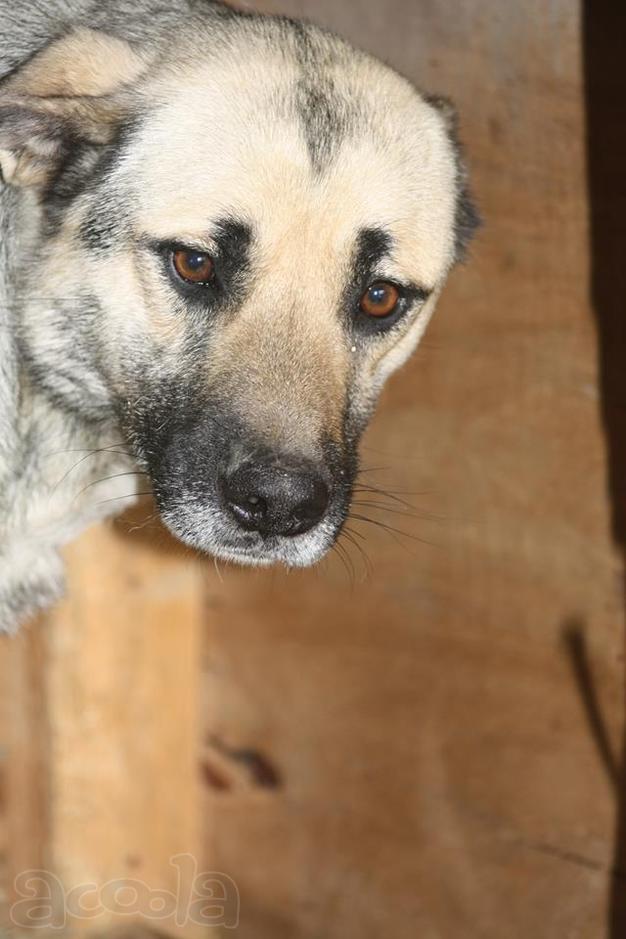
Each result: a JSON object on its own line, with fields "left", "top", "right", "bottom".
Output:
{"left": 199, "top": 526, "right": 341, "bottom": 568}
{"left": 147, "top": 451, "right": 352, "bottom": 568}
{"left": 129, "top": 407, "right": 356, "bottom": 568}
{"left": 156, "top": 492, "right": 347, "bottom": 568}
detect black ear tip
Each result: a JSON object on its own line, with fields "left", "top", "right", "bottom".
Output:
{"left": 423, "top": 92, "right": 459, "bottom": 131}
{"left": 454, "top": 188, "right": 482, "bottom": 262}
{"left": 422, "top": 92, "right": 481, "bottom": 262}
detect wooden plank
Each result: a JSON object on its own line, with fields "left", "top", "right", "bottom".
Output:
{"left": 39, "top": 517, "right": 207, "bottom": 937}
{"left": 0, "top": 617, "right": 49, "bottom": 928}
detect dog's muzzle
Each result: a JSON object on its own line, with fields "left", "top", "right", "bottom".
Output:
{"left": 144, "top": 420, "right": 351, "bottom": 566}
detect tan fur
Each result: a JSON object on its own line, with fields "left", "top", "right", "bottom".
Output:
{"left": 6, "top": 28, "right": 147, "bottom": 97}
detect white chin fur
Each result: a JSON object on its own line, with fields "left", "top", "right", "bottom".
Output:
{"left": 160, "top": 507, "right": 337, "bottom": 568}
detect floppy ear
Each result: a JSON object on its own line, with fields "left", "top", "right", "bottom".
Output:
{"left": 0, "top": 28, "right": 148, "bottom": 187}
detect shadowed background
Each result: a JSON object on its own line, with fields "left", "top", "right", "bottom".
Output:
{"left": 1, "top": 1, "right": 625, "bottom": 937}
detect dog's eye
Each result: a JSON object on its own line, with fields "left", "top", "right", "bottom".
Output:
{"left": 172, "top": 249, "right": 215, "bottom": 285}
{"left": 360, "top": 281, "right": 400, "bottom": 318}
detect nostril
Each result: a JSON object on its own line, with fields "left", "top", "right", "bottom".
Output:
{"left": 300, "top": 500, "right": 321, "bottom": 521}
{"left": 227, "top": 492, "right": 268, "bottom": 529}
{"left": 244, "top": 494, "right": 266, "bottom": 515}
{"left": 291, "top": 480, "right": 329, "bottom": 532}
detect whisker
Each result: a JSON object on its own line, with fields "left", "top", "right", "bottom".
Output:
{"left": 356, "top": 465, "right": 392, "bottom": 475}
{"left": 350, "top": 499, "right": 443, "bottom": 523}
{"left": 342, "top": 524, "right": 366, "bottom": 541}
{"left": 355, "top": 481, "right": 431, "bottom": 497}
{"left": 341, "top": 527, "right": 373, "bottom": 580}
{"left": 359, "top": 445, "right": 429, "bottom": 463}
{"left": 340, "top": 536, "right": 359, "bottom": 586}
{"left": 348, "top": 513, "right": 439, "bottom": 549}
{"left": 331, "top": 539, "right": 355, "bottom": 588}
{"left": 122, "top": 509, "right": 160, "bottom": 535}
{"left": 351, "top": 518, "right": 415, "bottom": 556}
{"left": 352, "top": 484, "right": 428, "bottom": 511}
{"left": 213, "top": 556, "right": 224, "bottom": 584}
{"left": 97, "top": 491, "right": 153, "bottom": 507}
{"left": 47, "top": 442, "right": 130, "bottom": 457}
{"left": 49, "top": 445, "right": 134, "bottom": 493}
{"left": 71, "top": 471, "right": 149, "bottom": 504}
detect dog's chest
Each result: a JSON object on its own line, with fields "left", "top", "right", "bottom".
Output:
{"left": 3, "top": 401, "right": 140, "bottom": 553}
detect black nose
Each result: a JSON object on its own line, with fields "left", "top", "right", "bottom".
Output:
{"left": 220, "top": 461, "right": 330, "bottom": 537}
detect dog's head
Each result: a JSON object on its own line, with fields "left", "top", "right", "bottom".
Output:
{"left": 0, "top": 9, "right": 477, "bottom": 567}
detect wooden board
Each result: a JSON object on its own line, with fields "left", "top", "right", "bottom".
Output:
{"left": 0, "top": 519, "right": 208, "bottom": 937}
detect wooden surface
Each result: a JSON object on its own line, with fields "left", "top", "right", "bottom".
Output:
{"left": 1, "top": 1, "right": 624, "bottom": 937}
{"left": 0, "top": 521, "right": 208, "bottom": 937}
{"left": 44, "top": 525, "right": 205, "bottom": 920}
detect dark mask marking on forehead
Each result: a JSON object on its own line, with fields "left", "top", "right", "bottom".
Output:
{"left": 286, "top": 19, "right": 359, "bottom": 175}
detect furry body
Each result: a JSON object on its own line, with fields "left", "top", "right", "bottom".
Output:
{"left": 0, "top": 0, "right": 476, "bottom": 630}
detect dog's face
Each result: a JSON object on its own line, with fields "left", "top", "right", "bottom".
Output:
{"left": 0, "top": 15, "right": 476, "bottom": 567}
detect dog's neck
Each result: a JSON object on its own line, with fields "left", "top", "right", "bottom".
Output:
{"left": 0, "top": 183, "right": 139, "bottom": 630}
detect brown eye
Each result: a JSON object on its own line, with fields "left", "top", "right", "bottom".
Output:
{"left": 172, "top": 248, "right": 215, "bottom": 284}
{"left": 360, "top": 281, "right": 401, "bottom": 318}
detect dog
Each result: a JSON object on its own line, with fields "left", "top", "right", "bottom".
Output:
{"left": 0, "top": 0, "right": 478, "bottom": 631}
